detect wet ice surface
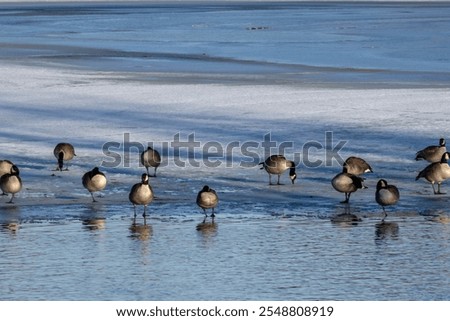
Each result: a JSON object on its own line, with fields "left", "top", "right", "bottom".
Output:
{"left": 1, "top": 1, "right": 450, "bottom": 300}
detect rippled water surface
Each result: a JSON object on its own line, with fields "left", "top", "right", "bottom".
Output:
{"left": 1, "top": 202, "right": 449, "bottom": 300}
{"left": 1, "top": 1, "right": 450, "bottom": 86}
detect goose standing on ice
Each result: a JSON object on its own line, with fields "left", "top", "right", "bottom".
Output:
{"left": 343, "top": 156, "right": 373, "bottom": 175}
{"left": 259, "top": 155, "right": 297, "bottom": 185}
{"left": 129, "top": 173, "right": 154, "bottom": 223}
{"left": 331, "top": 167, "right": 367, "bottom": 203}
{"left": 0, "top": 165, "right": 22, "bottom": 203}
{"left": 0, "top": 160, "right": 15, "bottom": 195}
{"left": 53, "top": 142, "right": 76, "bottom": 171}
{"left": 416, "top": 152, "right": 450, "bottom": 194}
{"left": 196, "top": 185, "right": 219, "bottom": 223}
{"left": 82, "top": 167, "right": 107, "bottom": 202}
{"left": 415, "top": 138, "right": 446, "bottom": 163}
{"left": 375, "top": 179, "right": 400, "bottom": 221}
{"left": 140, "top": 146, "right": 161, "bottom": 177}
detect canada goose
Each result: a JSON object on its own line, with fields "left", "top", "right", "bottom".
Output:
{"left": 0, "top": 160, "right": 14, "bottom": 195}
{"left": 415, "top": 138, "right": 446, "bottom": 163}
{"left": 140, "top": 146, "right": 161, "bottom": 177}
{"left": 129, "top": 173, "right": 154, "bottom": 223}
{"left": 375, "top": 179, "right": 400, "bottom": 221}
{"left": 196, "top": 185, "right": 219, "bottom": 223}
{"left": 0, "top": 165, "right": 22, "bottom": 203}
{"left": 82, "top": 167, "right": 107, "bottom": 202}
{"left": 0, "top": 160, "right": 14, "bottom": 177}
{"left": 343, "top": 156, "right": 373, "bottom": 175}
{"left": 259, "top": 155, "right": 297, "bottom": 185}
{"left": 53, "top": 142, "right": 76, "bottom": 171}
{"left": 416, "top": 152, "right": 450, "bottom": 194}
{"left": 331, "top": 167, "right": 366, "bottom": 203}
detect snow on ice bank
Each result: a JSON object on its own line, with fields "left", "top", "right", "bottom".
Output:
{"left": 0, "top": 62, "right": 449, "bottom": 219}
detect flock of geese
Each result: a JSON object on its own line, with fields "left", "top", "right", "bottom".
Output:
{"left": 0, "top": 142, "right": 218, "bottom": 224}
{"left": 330, "top": 137, "right": 449, "bottom": 221}
{"left": 260, "top": 138, "right": 449, "bottom": 221}
{"left": 331, "top": 138, "right": 449, "bottom": 220}
{"left": 0, "top": 138, "right": 449, "bottom": 224}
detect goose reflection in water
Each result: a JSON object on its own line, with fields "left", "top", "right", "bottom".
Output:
{"left": 1, "top": 221, "right": 20, "bottom": 234}
{"left": 428, "top": 215, "right": 450, "bottom": 224}
{"left": 129, "top": 222, "right": 153, "bottom": 241}
{"left": 196, "top": 221, "right": 218, "bottom": 239}
{"left": 375, "top": 221, "right": 399, "bottom": 241}
{"left": 81, "top": 202, "right": 107, "bottom": 231}
{"left": 330, "top": 206, "right": 362, "bottom": 227}
{"left": 82, "top": 218, "right": 106, "bottom": 231}
{"left": 1, "top": 206, "right": 21, "bottom": 234}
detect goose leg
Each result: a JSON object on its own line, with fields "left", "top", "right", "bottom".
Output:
{"left": 130, "top": 205, "right": 136, "bottom": 225}
{"left": 431, "top": 183, "right": 437, "bottom": 194}
{"left": 142, "top": 206, "right": 148, "bottom": 225}
{"left": 437, "top": 182, "right": 446, "bottom": 194}
{"left": 91, "top": 192, "right": 97, "bottom": 202}
{"left": 340, "top": 193, "right": 350, "bottom": 204}
{"left": 7, "top": 193, "right": 15, "bottom": 204}
{"left": 382, "top": 207, "right": 387, "bottom": 222}
{"left": 143, "top": 205, "right": 147, "bottom": 219}
{"left": 277, "top": 175, "right": 281, "bottom": 185}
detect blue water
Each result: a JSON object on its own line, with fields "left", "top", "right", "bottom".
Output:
{"left": 1, "top": 1, "right": 450, "bottom": 301}
{"left": 1, "top": 203, "right": 450, "bottom": 300}
{"left": 1, "top": 1, "right": 450, "bottom": 86}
